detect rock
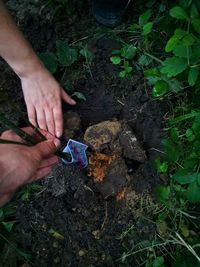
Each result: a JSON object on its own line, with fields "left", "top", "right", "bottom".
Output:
{"left": 84, "top": 120, "right": 121, "bottom": 151}
{"left": 95, "top": 158, "right": 127, "bottom": 198}
{"left": 119, "top": 123, "right": 146, "bottom": 162}
{"left": 63, "top": 111, "right": 81, "bottom": 139}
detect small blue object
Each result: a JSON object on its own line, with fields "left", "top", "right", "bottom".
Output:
{"left": 62, "top": 139, "right": 88, "bottom": 168}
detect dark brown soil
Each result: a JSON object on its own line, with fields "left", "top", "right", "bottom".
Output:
{"left": 0, "top": 2, "right": 169, "bottom": 266}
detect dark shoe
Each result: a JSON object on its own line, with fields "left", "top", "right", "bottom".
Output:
{"left": 91, "top": 0, "right": 130, "bottom": 28}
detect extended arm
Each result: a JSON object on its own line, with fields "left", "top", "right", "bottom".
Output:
{"left": 0, "top": 1, "right": 76, "bottom": 137}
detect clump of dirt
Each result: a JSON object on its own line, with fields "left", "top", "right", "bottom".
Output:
{"left": 0, "top": 3, "right": 169, "bottom": 265}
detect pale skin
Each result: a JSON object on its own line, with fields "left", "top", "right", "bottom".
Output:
{"left": 0, "top": 127, "right": 60, "bottom": 207}
{"left": 0, "top": 1, "right": 76, "bottom": 138}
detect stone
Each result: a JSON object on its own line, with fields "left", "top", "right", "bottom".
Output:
{"left": 119, "top": 123, "right": 146, "bottom": 162}
{"left": 84, "top": 120, "right": 121, "bottom": 151}
{"left": 63, "top": 111, "right": 81, "bottom": 139}
{"left": 95, "top": 158, "right": 127, "bottom": 198}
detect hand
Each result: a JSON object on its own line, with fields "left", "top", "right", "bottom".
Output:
{"left": 0, "top": 127, "right": 59, "bottom": 206}
{"left": 21, "top": 68, "right": 76, "bottom": 138}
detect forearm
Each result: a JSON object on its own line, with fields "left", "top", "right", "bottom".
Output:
{"left": 0, "top": 1, "right": 43, "bottom": 78}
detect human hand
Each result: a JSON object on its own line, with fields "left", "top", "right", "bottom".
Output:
{"left": 21, "top": 67, "right": 76, "bottom": 138}
{"left": 0, "top": 127, "right": 59, "bottom": 207}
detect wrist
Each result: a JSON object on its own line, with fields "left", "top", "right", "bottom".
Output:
{"left": 14, "top": 53, "right": 45, "bottom": 80}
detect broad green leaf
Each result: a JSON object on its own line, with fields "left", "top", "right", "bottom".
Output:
{"left": 188, "top": 68, "right": 199, "bottom": 86}
{"left": 174, "top": 28, "right": 187, "bottom": 39}
{"left": 39, "top": 52, "right": 57, "bottom": 74}
{"left": 186, "top": 181, "right": 200, "bottom": 203}
{"left": 2, "top": 221, "right": 15, "bottom": 232}
{"left": 152, "top": 80, "right": 169, "bottom": 97}
{"left": 172, "top": 170, "right": 197, "bottom": 184}
{"left": 56, "top": 40, "right": 78, "bottom": 67}
{"left": 110, "top": 56, "right": 121, "bottom": 65}
{"left": 121, "top": 45, "right": 137, "bottom": 60}
{"left": 161, "top": 57, "right": 188, "bottom": 77}
{"left": 72, "top": 92, "right": 86, "bottom": 101}
{"left": 162, "top": 139, "right": 180, "bottom": 162}
{"left": 142, "top": 22, "right": 153, "bottom": 36}
{"left": 182, "top": 34, "right": 195, "bottom": 46}
{"left": 170, "top": 127, "right": 179, "bottom": 141}
{"left": 170, "top": 6, "right": 189, "bottom": 20}
{"left": 165, "top": 36, "right": 180, "bottom": 52}
{"left": 192, "top": 18, "right": 200, "bottom": 33}
{"left": 190, "top": 4, "right": 199, "bottom": 19}
{"left": 155, "top": 186, "right": 170, "bottom": 202}
{"left": 139, "top": 10, "right": 151, "bottom": 26}
{"left": 173, "top": 44, "right": 192, "bottom": 58}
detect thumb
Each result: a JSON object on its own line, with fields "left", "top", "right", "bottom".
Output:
{"left": 33, "top": 140, "right": 58, "bottom": 159}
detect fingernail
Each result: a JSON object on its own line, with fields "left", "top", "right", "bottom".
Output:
{"left": 56, "top": 131, "right": 61, "bottom": 138}
{"left": 53, "top": 138, "right": 60, "bottom": 148}
{"left": 71, "top": 99, "right": 76, "bottom": 105}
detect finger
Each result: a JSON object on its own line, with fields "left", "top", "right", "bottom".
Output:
{"left": 36, "top": 109, "right": 47, "bottom": 131}
{"left": 61, "top": 89, "right": 76, "bottom": 105}
{"left": 31, "top": 166, "right": 52, "bottom": 181}
{"left": 33, "top": 140, "right": 58, "bottom": 160}
{"left": 53, "top": 104, "right": 63, "bottom": 138}
{"left": 38, "top": 155, "right": 58, "bottom": 168}
{"left": 0, "top": 193, "right": 12, "bottom": 208}
{"left": 44, "top": 109, "right": 55, "bottom": 136}
{"left": 27, "top": 105, "right": 37, "bottom": 127}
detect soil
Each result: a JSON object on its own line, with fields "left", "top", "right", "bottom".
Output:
{"left": 0, "top": 1, "right": 169, "bottom": 266}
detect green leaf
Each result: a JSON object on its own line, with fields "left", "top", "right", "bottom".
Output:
{"left": 162, "top": 139, "right": 180, "bottom": 162}
{"left": 154, "top": 159, "right": 168, "bottom": 173}
{"left": 128, "top": 23, "right": 140, "bottom": 30}
{"left": 56, "top": 40, "right": 78, "bottom": 67}
{"left": 165, "top": 36, "right": 180, "bottom": 52}
{"left": 161, "top": 57, "right": 188, "bottom": 77}
{"left": 2, "top": 221, "right": 15, "bottom": 232}
{"left": 170, "top": 6, "right": 189, "bottom": 20}
{"left": 188, "top": 68, "right": 199, "bottom": 86}
{"left": 190, "top": 4, "right": 199, "bottom": 19}
{"left": 153, "top": 256, "right": 165, "bottom": 267}
{"left": 138, "top": 54, "right": 152, "bottom": 66}
{"left": 142, "top": 22, "right": 153, "bottom": 36}
{"left": 173, "top": 44, "right": 192, "bottom": 58}
{"left": 191, "top": 18, "right": 200, "bottom": 33}
{"left": 39, "top": 52, "right": 58, "bottom": 74}
{"left": 152, "top": 80, "right": 169, "bottom": 97}
{"left": 182, "top": 34, "right": 195, "bottom": 46}
{"left": 168, "top": 79, "right": 183, "bottom": 92}
{"left": 139, "top": 10, "right": 151, "bottom": 26}
{"left": 185, "top": 128, "right": 195, "bottom": 141}
{"left": 172, "top": 170, "right": 197, "bottom": 184}
{"left": 155, "top": 186, "right": 170, "bottom": 202}
{"left": 119, "top": 70, "right": 126, "bottom": 78}
{"left": 121, "top": 45, "right": 137, "bottom": 60}
{"left": 72, "top": 92, "right": 86, "bottom": 101}
{"left": 80, "top": 46, "right": 94, "bottom": 61}
{"left": 174, "top": 28, "right": 187, "bottom": 39}
{"left": 110, "top": 56, "right": 121, "bottom": 65}
{"left": 186, "top": 181, "right": 200, "bottom": 203}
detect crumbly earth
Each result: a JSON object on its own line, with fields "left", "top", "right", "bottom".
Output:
{"left": 0, "top": 1, "right": 169, "bottom": 266}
